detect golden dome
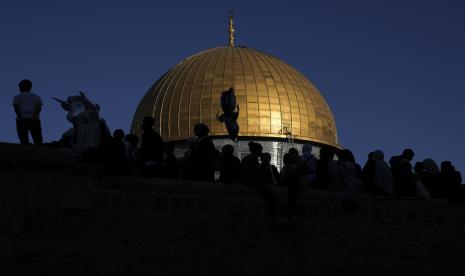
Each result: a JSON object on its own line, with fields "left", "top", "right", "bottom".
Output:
{"left": 131, "top": 46, "right": 338, "bottom": 148}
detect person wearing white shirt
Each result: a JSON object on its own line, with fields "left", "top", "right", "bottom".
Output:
{"left": 13, "top": 79, "right": 43, "bottom": 145}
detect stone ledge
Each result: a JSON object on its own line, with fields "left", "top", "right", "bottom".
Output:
{"left": 1, "top": 143, "right": 465, "bottom": 275}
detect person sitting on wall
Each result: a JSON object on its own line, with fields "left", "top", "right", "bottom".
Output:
{"left": 163, "top": 143, "right": 179, "bottom": 179}
{"left": 260, "top": 152, "right": 280, "bottom": 186}
{"left": 413, "top": 161, "right": 432, "bottom": 199}
{"left": 300, "top": 143, "right": 317, "bottom": 186}
{"left": 180, "top": 138, "right": 196, "bottom": 179}
{"left": 240, "top": 142, "right": 277, "bottom": 219}
{"left": 124, "top": 134, "right": 140, "bottom": 166}
{"left": 219, "top": 144, "right": 241, "bottom": 183}
{"left": 315, "top": 147, "right": 341, "bottom": 190}
{"left": 421, "top": 158, "right": 440, "bottom": 198}
{"left": 13, "top": 79, "right": 43, "bottom": 145}
{"left": 362, "top": 151, "right": 376, "bottom": 193}
{"left": 371, "top": 150, "right": 393, "bottom": 196}
{"left": 103, "top": 129, "right": 129, "bottom": 175}
{"left": 140, "top": 116, "right": 164, "bottom": 177}
{"left": 184, "top": 123, "right": 221, "bottom": 182}
{"left": 389, "top": 149, "right": 416, "bottom": 197}
{"left": 337, "top": 149, "right": 362, "bottom": 192}
{"left": 280, "top": 148, "right": 308, "bottom": 220}
{"left": 438, "top": 161, "right": 462, "bottom": 201}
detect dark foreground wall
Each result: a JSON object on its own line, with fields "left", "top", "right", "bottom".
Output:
{"left": 1, "top": 143, "right": 465, "bottom": 275}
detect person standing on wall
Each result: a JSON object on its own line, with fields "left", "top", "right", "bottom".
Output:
{"left": 13, "top": 79, "right": 43, "bottom": 145}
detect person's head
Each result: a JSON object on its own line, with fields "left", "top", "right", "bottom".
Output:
{"left": 288, "top": 147, "right": 298, "bottom": 156}
{"left": 284, "top": 148, "right": 299, "bottom": 163}
{"left": 142, "top": 116, "right": 154, "bottom": 130}
{"left": 248, "top": 141, "right": 263, "bottom": 156}
{"left": 344, "top": 149, "right": 356, "bottom": 163}
{"left": 124, "top": 134, "right": 139, "bottom": 147}
{"left": 401, "top": 149, "right": 415, "bottom": 161}
{"left": 261, "top": 152, "right": 272, "bottom": 164}
{"left": 337, "top": 149, "right": 348, "bottom": 162}
{"left": 320, "top": 147, "right": 329, "bottom": 160}
{"left": 248, "top": 141, "right": 255, "bottom": 153}
{"left": 194, "top": 123, "right": 209, "bottom": 137}
{"left": 320, "top": 147, "right": 334, "bottom": 160}
{"left": 287, "top": 148, "right": 299, "bottom": 161}
{"left": 302, "top": 143, "right": 313, "bottom": 157}
{"left": 423, "top": 158, "right": 439, "bottom": 175}
{"left": 18, "top": 79, "right": 32, "bottom": 92}
{"left": 113, "top": 129, "right": 125, "bottom": 140}
{"left": 367, "top": 151, "right": 375, "bottom": 161}
{"left": 373, "top": 150, "right": 384, "bottom": 160}
{"left": 441, "top": 161, "right": 455, "bottom": 172}
{"left": 222, "top": 144, "right": 235, "bottom": 155}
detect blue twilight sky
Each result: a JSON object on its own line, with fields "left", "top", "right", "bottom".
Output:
{"left": 1, "top": 0, "right": 464, "bottom": 173}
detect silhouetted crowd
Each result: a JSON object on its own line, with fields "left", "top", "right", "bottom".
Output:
{"left": 11, "top": 79, "right": 465, "bottom": 221}
{"left": 93, "top": 115, "right": 464, "bottom": 218}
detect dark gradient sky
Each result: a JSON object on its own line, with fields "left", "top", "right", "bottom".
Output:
{"left": 1, "top": 0, "right": 464, "bottom": 173}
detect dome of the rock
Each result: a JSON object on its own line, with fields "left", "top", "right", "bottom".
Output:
{"left": 131, "top": 46, "right": 338, "bottom": 149}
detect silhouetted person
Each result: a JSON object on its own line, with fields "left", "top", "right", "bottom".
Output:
{"left": 280, "top": 148, "right": 301, "bottom": 188}
{"left": 413, "top": 161, "right": 431, "bottom": 199}
{"left": 364, "top": 151, "right": 393, "bottom": 195}
{"left": 140, "top": 116, "right": 164, "bottom": 176}
{"left": 371, "top": 150, "right": 393, "bottom": 196}
{"left": 124, "top": 134, "right": 140, "bottom": 166}
{"left": 300, "top": 143, "right": 317, "bottom": 185}
{"left": 338, "top": 149, "right": 362, "bottom": 192}
{"left": 240, "top": 142, "right": 265, "bottom": 186}
{"left": 390, "top": 149, "right": 416, "bottom": 197}
{"left": 219, "top": 144, "right": 240, "bottom": 183}
{"left": 315, "top": 147, "right": 341, "bottom": 190}
{"left": 282, "top": 151, "right": 291, "bottom": 168}
{"left": 260, "top": 152, "right": 279, "bottom": 186}
{"left": 240, "top": 142, "right": 277, "bottom": 219}
{"left": 439, "top": 161, "right": 462, "bottom": 201}
{"left": 280, "top": 148, "right": 306, "bottom": 220}
{"left": 184, "top": 123, "right": 219, "bottom": 181}
{"left": 180, "top": 138, "right": 196, "bottom": 179}
{"left": 362, "top": 152, "right": 376, "bottom": 193}
{"left": 13, "top": 79, "right": 43, "bottom": 145}
{"left": 103, "top": 129, "right": 128, "bottom": 175}
{"left": 163, "top": 143, "right": 179, "bottom": 179}
{"left": 421, "top": 158, "right": 440, "bottom": 197}
{"left": 413, "top": 162, "right": 424, "bottom": 176}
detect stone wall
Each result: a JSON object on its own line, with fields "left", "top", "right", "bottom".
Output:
{"left": 0, "top": 143, "right": 465, "bottom": 275}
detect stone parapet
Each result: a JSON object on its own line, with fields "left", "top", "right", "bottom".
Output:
{"left": 0, "top": 143, "right": 464, "bottom": 275}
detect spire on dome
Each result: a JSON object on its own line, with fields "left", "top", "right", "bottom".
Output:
{"left": 228, "top": 10, "right": 235, "bottom": 47}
